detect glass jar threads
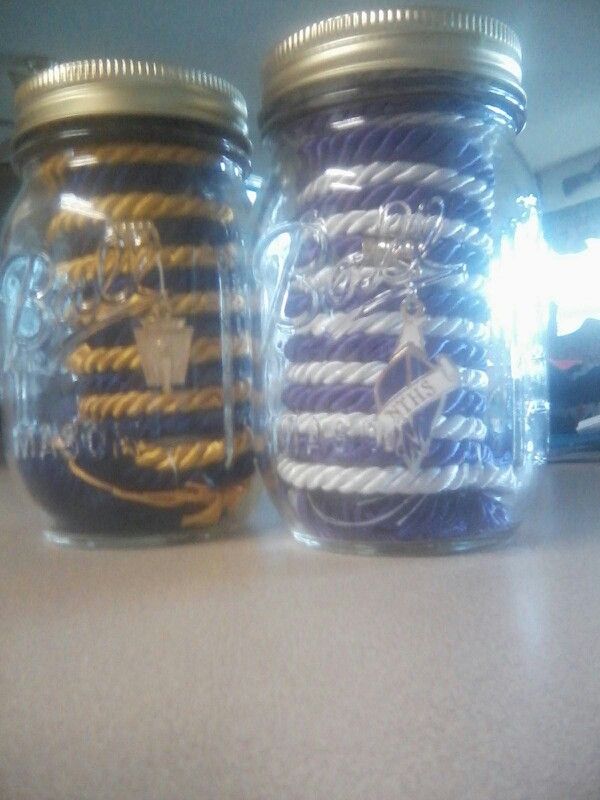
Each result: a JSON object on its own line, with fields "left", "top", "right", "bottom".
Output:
{"left": 256, "top": 9, "right": 547, "bottom": 553}
{"left": 1, "top": 60, "right": 257, "bottom": 545}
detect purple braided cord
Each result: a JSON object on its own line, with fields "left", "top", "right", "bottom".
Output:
{"left": 284, "top": 333, "right": 487, "bottom": 369}
{"left": 268, "top": 102, "right": 513, "bottom": 543}
{"left": 281, "top": 384, "right": 486, "bottom": 417}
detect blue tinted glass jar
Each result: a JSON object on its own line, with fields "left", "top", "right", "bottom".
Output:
{"left": 1, "top": 61, "right": 257, "bottom": 545}
{"left": 256, "top": 9, "right": 547, "bottom": 553}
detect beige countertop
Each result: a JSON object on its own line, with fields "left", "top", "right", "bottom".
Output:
{"left": 1, "top": 464, "right": 600, "bottom": 800}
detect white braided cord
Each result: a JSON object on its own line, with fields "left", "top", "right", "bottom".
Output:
{"left": 297, "top": 310, "right": 490, "bottom": 343}
{"left": 286, "top": 360, "right": 488, "bottom": 391}
{"left": 277, "top": 458, "right": 516, "bottom": 495}
{"left": 300, "top": 161, "right": 493, "bottom": 206}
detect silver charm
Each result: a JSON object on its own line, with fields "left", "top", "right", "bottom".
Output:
{"left": 100, "top": 221, "right": 194, "bottom": 393}
{"left": 374, "top": 300, "right": 459, "bottom": 472}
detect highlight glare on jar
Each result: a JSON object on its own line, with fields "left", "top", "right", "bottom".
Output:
{"left": 255, "top": 9, "right": 548, "bottom": 553}
{"left": 1, "top": 60, "right": 257, "bottom": 545}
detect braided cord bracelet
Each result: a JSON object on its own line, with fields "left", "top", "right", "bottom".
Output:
{"left": 47, "top": 192, "right": 234, "bottom": 242}
{"left": 67, "top": 336, "right": 250, "bottom": 373}
{"left": 274, "top": 107, "right": 509, "bottom": 542}
{"left": 39, "top": 143, "right": 215, "bottom": 188}
{"left": 58, "top": 243, "right": 238, "bottom": 284}
{"left": 16, "top": 142, "right": 253, "bottom": 531}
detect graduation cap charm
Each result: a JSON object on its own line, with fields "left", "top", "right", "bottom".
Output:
{"left": 374, "top": 301, "right": 460, "bottom": 472}
{"left": 134, "top": 315, "right": 193, "bottom": 393}
{"left": 98, "top": 221, "right": 194, "bottom": 394}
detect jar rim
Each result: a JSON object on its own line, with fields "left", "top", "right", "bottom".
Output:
{"left": 14, "top": 59, "right": 250, "bottom": 153}
{"left": 260, "top": 7, "right": 525, "bottom": 132}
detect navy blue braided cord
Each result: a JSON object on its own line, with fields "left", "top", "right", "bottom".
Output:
{"left": 17, "top": 154, "right": 253, "bottom": 531}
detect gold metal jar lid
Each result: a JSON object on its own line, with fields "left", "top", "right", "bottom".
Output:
{"left": 14, "top": 59, "right": 249, "bottom": 149}
{"left": 261, "top": 8, "right": 523, "bottom": 124}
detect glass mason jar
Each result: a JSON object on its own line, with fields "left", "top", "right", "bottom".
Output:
{"left": 1, "top": 61, "right": 257, "bottom": 546}
{"left": 255, "top": 10, "right": 548, "bottom": 553}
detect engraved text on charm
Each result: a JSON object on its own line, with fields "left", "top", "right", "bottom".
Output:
{"left": 375, "top": 306, "right": 460, "bottom": 471}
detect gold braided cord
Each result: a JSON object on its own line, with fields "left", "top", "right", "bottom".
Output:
{"left": 68, "top": 457, "right": 214, "bottom": 505}
{"left": 57, "top": 243, "right": 238, "bottom": 284}
{"left": 47, "top": 192, "right": 234, "bottom": 242}
{"left": 67, "top": 335, "right": 251, "bottom": 374}
{"left": 169, "top": 291, "right": 244, "bottom": 316}
{"left": 36, "top": 143, "right": 254, "bottom": 527}
{"left": 181, "top": 479, "right": 250, "bottom": 528}
{"left": 120, "top": 430, "right": 252, "bottom": 471}
{"left": 72, "top": 290, "right": 246, "bottom": 327}
{"left": 67, "top": 343, "right": 142, "bottom": 373}
{"left": 67, "top": 457, "right": 251, "bottom": 526}
{"left": 78, "top": 381, "right": 250, "bottom": 420}
{"left": 39, "top": 143, "right": 213, "bottom": 188}
{"left": 180, "top": 498, "right": 223, "bottom": 527}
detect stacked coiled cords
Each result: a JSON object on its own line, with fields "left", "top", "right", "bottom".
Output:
{"left": 18, "top": 143, "right": 254, "bottom": 534}
{"left": 274, "top": 107, "right": 515, "bottom": 544}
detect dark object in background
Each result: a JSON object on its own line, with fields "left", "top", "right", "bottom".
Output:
{"left": 563, "top": 160, "right": 600, "bottom": 197}
{"left": 548, "top": 304, "right": 600, "bottom": 460}
{"left": 544, "top": 197, "right": 600, "bottom": 255}
{"left": 0, "top": 161, "right": 22, "bottom": 462}
{"left": 0, "top": 161, "right": 19, "bottom": 214}
{"left": 544, "top": 191, "right": 600, "bottom": 460}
